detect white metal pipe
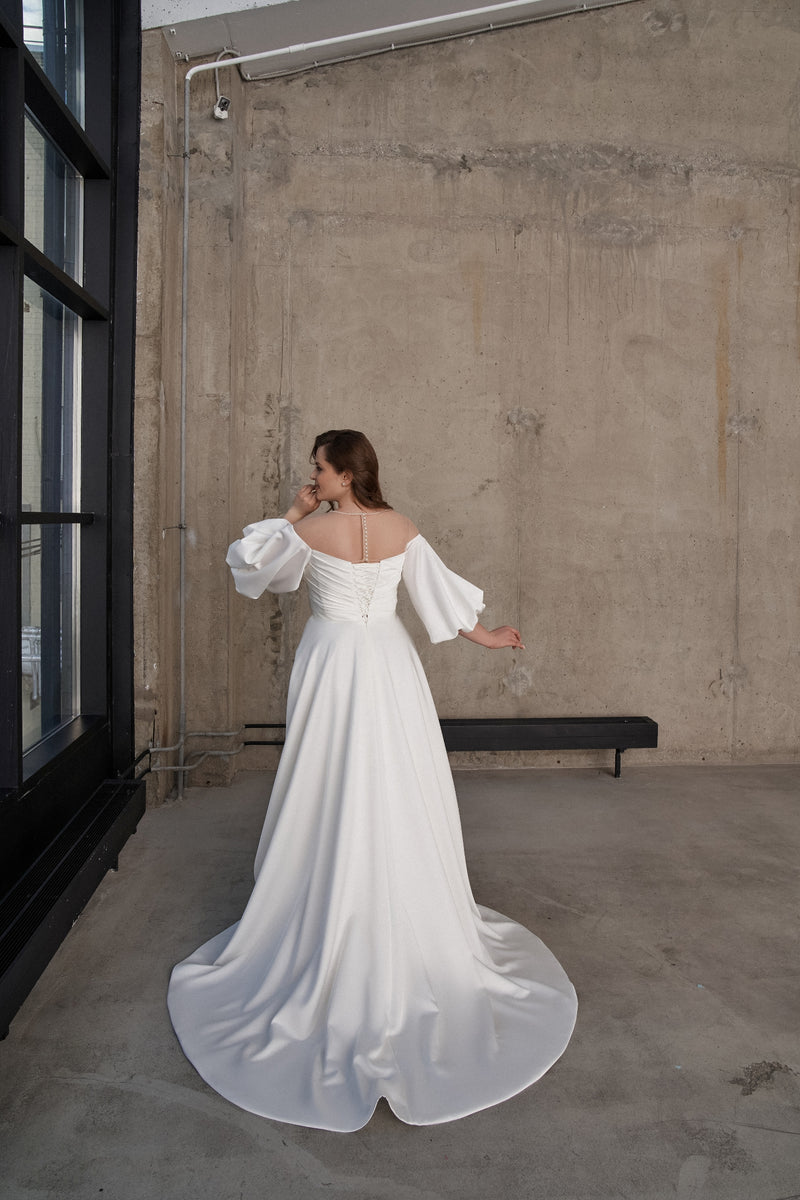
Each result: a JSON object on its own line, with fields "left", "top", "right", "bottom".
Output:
{"left": 150, "top": 728, "right": 243, "bottom": 757}
{"left": 181, "top": 2, "right": 627, "bottom": 87}
{"left": 149, "top": 745, "right": 245, "bottom": 774}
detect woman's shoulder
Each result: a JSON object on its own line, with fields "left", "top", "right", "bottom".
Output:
{"left": 379, "top": 509, "right": 418, "bottom": 530}
{"left": 376, "top": 511, "right": 420, "bottom": 546}
{"left": 293, "top": 509, "right": 335, "bottom": 548}
{"left": 298, "top": 509, "right": 332, "bottom": 528}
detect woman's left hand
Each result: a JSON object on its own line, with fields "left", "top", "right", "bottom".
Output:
{"left": 459, "top": 623, "right": 525, "bottom": 650}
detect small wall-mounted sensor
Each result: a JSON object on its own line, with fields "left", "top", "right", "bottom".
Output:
{"left": 213, "top": 96, "right": 231, "bottom": 120}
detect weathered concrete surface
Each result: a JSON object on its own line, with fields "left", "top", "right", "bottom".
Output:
{"left": 135, "top": 30, "right": 185, "bottom": 801}
{"left": 135, "top": 0, "right": 800, "bottom": 792}
{"left": 1, "top": 766, "right": 798, "bottom": 1198}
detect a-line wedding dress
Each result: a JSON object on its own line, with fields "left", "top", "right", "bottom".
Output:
{"left": 167, "top": 518, "right": 577, "bottom": 1131}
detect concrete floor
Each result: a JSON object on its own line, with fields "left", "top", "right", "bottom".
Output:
{"left": 1, "top": 765, "right": 798, "bottom": 1200}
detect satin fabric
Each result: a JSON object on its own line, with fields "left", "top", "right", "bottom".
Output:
{"left": 168, "top": 521, "right": 577, "bottom": 1131}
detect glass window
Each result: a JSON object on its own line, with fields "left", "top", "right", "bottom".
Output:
{"left": 23, "top": 0, "right": 85, "bottom": 126}
{"left": 21, "top": 522, "right": 80, "bottom": 752}
{"left": 22, "top": 277, "right": 81, "bottom": 515}
{"left": 24, "top": 112, "right": 83, "bottom": 282}
{"left": 21, "top": 278, "right": 82, "bottom": 754}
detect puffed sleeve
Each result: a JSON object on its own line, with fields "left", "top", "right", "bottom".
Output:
{"left": 226, "top": 518, "right": 311, "bottom": 599}
{"left": 401, "top": 534, "right": 485, "bottom": 643}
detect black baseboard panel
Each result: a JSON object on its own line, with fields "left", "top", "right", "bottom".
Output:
{"left": 0, "top": 777, "right": 146, "bottom": 1038}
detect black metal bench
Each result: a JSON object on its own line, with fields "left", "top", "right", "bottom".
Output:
{"left": 244, "top": 715, "right": 658, "bottom": 778}
{"left": 439, "top": 716, "right": 658, "bottom": 777}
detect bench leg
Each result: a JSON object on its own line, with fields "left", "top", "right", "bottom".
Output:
{"left": 614, "top": 748, "right": 623, "bottom": 778}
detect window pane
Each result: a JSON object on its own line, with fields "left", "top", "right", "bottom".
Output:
{"left": 22, "top": 277, "right": 81, "bottom": 514}
{"left": 25, "top": 112, "right": 83, "bottom": 283}
{"left": 21, "top": 523, "right": 80, "bottom": 752}
{"left": 23, "top": 0, "right": 85, "bottom": 126}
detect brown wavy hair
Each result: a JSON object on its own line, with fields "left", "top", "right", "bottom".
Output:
{"left": 311, "top": 430, "right": 392, "bottom": 511}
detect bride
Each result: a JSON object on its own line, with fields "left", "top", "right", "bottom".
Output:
{"left": 168, "top": 429, "right": 577, "bottom": 1132}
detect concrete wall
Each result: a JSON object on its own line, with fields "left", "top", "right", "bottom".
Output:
{"left": 135, "top": 0, "right": 800, "bottom": 796}
{"left": 136, "top": 31, "right": 183, "bottom": 797}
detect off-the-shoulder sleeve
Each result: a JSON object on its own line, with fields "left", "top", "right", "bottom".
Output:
{"left": 401, "top": 535, "right": 485, "bottom": 643}
{"left": 226, "top": 518, "right": 311, "bottom": 599}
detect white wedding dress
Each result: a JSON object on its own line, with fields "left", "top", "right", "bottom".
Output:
{"left": 167, "top": 519, "right": 577, "bottom": 1131}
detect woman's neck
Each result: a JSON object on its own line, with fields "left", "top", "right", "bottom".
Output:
{"left": 334, "top": 495, "right": 368, "bottom": 513}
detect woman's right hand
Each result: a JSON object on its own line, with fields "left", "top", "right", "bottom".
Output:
{"left": 284, "top": 485, "right": 320, "bottom": 524}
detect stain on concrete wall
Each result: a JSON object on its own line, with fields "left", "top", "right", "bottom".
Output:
{"left": 715, "top": 265, "right": 730, "bottom": 504}
{"left": 135, "top": 0, "right": 800, "bottom": 792}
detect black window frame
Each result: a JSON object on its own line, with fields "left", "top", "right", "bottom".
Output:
{"left": 0, "top": 0, "right": 143, "bottom": 1037}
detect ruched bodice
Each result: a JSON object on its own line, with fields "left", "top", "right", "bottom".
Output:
{"left": 306, "top": 549, "right": 405, "bottom": 624}
{"left": 225, "top": 521, "right": 487, "bottom": 643}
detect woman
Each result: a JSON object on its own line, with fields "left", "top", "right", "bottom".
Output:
{"left": 168, "top": 429, "right": 577, "bottom": 1132}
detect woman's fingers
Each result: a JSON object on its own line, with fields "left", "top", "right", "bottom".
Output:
{"left": 295, "top": 484, "right": 320, "bottom": 513}
{"left": 494, "top": 625, "right": 525, "bottom": 649}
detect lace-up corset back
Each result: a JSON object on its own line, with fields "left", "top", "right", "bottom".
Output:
{"left": 305, "top": 551, "right": 404, "bottom": 625}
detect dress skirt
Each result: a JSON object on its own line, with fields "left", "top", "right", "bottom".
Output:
{"left": 168, "top": 528, "right": 577, "bottom": 1131}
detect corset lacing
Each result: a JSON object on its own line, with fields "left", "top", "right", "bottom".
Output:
{"left": 331, "top": 509, "right": 393, "bottom": 622}
{"left": 352, "top": 564, "right": 380, "bottom": 623}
